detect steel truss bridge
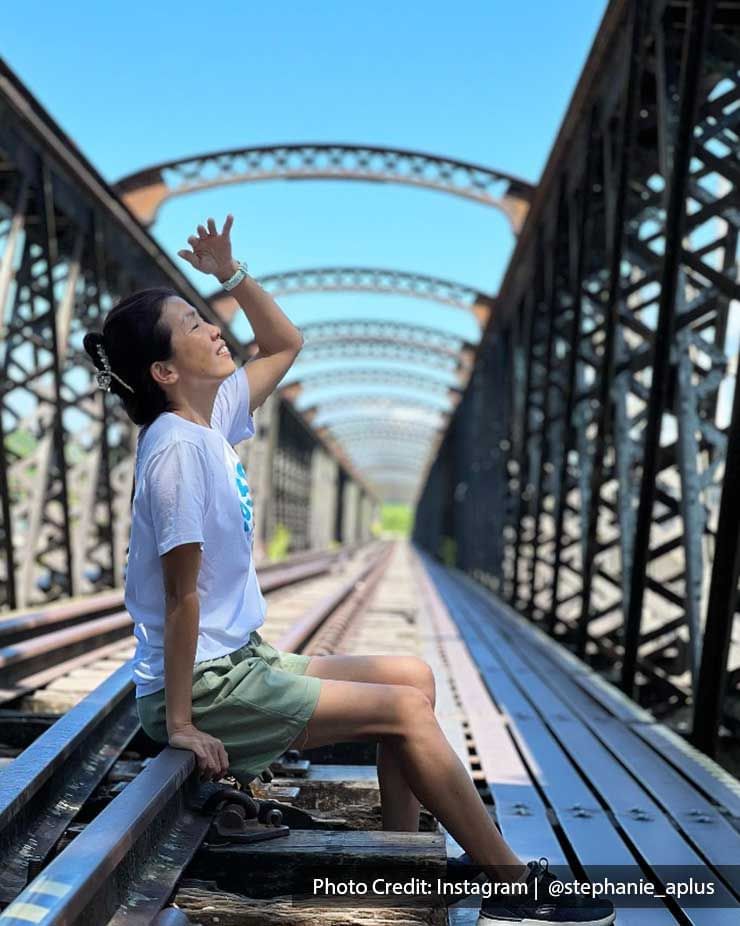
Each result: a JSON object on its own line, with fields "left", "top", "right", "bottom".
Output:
{"left": 414, "top": 0, "right": 740, "bottom": 758}
{"left": 0, "top": 0, "right": 738, "bottom": 765}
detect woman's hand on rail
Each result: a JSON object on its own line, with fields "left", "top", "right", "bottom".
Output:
{"left": 178, "top": 214, "right": 237, "bottom": 281}
{"left": 168, "top": 722, "right": 230, "bottom": 781}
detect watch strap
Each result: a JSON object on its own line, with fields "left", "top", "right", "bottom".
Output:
{"left": 222, "top": 261, "right": 249, "bottom": 292}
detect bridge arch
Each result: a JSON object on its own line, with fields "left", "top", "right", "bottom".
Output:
{"left": 295, "top": 340, "right": 470, "bottom": 371}
{"left": 115, "top": 143, "right": 534, "bottom": 228}
{"left": 306, "top": 394, "right": 455, "bottom": 424}
{"left": 285, "top": 367, "right": 462, "bottom": 396}
{"left": 299, "top": 384, "right": 460, "bottom": 413}
{"left": 211, "top": 266, "right": 495, "bottom": 331}
{"left": 322, "top": 419, "right": 444, "bottom": 441}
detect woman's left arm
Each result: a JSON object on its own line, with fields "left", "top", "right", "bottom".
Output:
{"left": 178, "top": 215, "right": 304, "bottom": 413}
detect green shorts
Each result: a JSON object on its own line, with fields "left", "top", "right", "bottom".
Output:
{"left": 136, "top": 629, "right": 322, "bottom": 784}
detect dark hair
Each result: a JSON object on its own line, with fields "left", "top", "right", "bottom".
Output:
{"left": 82, "top": 287, "right": 179, "bottom": 429}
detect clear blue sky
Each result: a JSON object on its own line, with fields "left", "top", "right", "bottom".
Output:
{"left": 3, "top": 1, "right": 608, "bottom": 492}
{"left": 3, "top": 0, "right": 607, "bottom": 307}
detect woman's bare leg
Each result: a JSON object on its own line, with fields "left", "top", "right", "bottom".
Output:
{"left": 303, "top": 654, "right": 436, "bottom": 832}
{"left": 289, "top": 678, "right": 525, "bottom": 878}
{"left": 376, "top": 740, "right": 420, "bottom": 831}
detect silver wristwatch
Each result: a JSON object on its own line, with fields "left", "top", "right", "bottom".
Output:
{"left": 221, "top": 261, "right": 249, "bottom": 291}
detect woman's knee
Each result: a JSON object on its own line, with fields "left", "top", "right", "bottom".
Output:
{"left": 403, "top": 657, "right": 436, "bottom": 709}
{"left": 393, "top": 684, "right": 437, "bottom": 735}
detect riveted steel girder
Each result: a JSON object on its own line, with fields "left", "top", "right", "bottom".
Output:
{"left": 338, "top": 433, "right": 434, "bottom": 451}
{"left": 300, "top": 317, "right": 473, "bottom": 355}
{"left": 326, "top": 419, "right": 443, "bottom": 438}
{"left": 286, "top": 366, "right": 462, "bottom": 396}
{"left": 296, "top": 340, "right": 470, "bottom": 372}
{"left": 310, "top": 395, "right": 453, "bottom": 421}
{"left": 209, "top": 267, "right": 495, "bottom": 330}
{"left": 115, "top": 143, "right": 534, "bottom": 228}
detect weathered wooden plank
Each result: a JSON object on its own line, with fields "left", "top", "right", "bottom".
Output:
{"left": 191, "top": 830, "right": 449, "bottom": 897}
{"left": 174, "top": 885, "right": 446, "bottom": 925}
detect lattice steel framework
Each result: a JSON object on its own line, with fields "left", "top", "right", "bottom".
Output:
{"left": 212, "top": 266, "right": 493, "bottom": 316}
{"left": 115, "top": 144, "right": 534, "bottom": 229}
{"left": 308, "top": 393, "right": 454, "bottom": 417}
{"left": 288, "top": 367, "right": 462, "bottom": 397}
{"left": 288, "top": 317, "right": 474, "bottom": 494}
{"left": 325, "top": 420, "right": 444, "bottom": 442}
{"left": 271, "top": 403, "right": 315, "bottom": 551}
{"left": 339, "top": 434, "right": 435, "bottom": 453}
{"left": 0, "top": 61, "right": 372, "bottom": 609}
{"left": 295, "top": 340, "right": 469, "bottom": 371}
{"left": 299, "top": 318, "right": 474, "bottom": 362}
{"left": 414, "top": 0, "right": 740, "bottom": 757}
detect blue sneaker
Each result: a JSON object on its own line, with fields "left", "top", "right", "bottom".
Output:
{"left": 476, "top": 857, "right": 616, "bottom": 925}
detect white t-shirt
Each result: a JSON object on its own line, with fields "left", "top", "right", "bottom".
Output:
{"left": 123, "top": 364, "right": 266, "bottom": 698}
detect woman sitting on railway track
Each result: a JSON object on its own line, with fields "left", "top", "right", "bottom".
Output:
{"left": 82, "top": 215, "right": 614, "bottom": 926}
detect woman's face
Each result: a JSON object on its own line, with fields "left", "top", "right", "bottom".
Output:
{"left": 154, "top": 297, "right": 235, "bottom": 386}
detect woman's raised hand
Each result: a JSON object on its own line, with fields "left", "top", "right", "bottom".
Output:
{"left": 178, "top": 214, "right": 237, "bottom": 281}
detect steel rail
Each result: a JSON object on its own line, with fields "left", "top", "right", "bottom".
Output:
{"left": 0, "top": 614, "right": 133, "bottom": 692}
{"left": 0, "top": 546, "right": 373, "bottom": 706}
{"left": 0, "top": 543, "right": 368, "bottom": 648}
{"left": 0, "top": 542, "right": 392, "bottom": 919}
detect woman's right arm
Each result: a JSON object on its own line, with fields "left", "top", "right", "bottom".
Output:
{"left": 161, "top": 543, "right": 229, "bottom": 780}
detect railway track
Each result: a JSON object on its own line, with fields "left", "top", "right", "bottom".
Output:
{"left": 0, "top": 540, "right": 442, "bottom": 925}
{"left": 0, "top": 543, "right": 371, "bottom": 711}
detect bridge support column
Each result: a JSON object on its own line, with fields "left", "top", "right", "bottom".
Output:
{"left": 309, "top": 449, "right": 338, "bottom": 550}
{"left": 342, "top": 482, "right": 360, "bottom": 544}
{"left": 246, "top": 392, "right": 279, "bottom": 562}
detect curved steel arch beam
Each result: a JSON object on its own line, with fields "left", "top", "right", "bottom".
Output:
{"left": 327, "top": 415, "right": 442, "bottom": 431}
{"left": 115, "top": 143, "right": 534, "bottom": 228}
{"left": 349, "top": 452, "right": 430, "bottom": 469}
{"left": 350, "top": 440, "right": 430, "bottom": 456}
{"left": 300, "top": 337, "right": 471, "bottom": 367}
{"left": 285, "top": 366, "right": 462, "bottom": 396}
{"left": 252, "top": 267, "right": 489, "bottom": 309}
{"left": 324, "top": 419, "right": 443, "bottom": 441}
{"left": 285, "top": 330, "right": 474, "bottom": 405}
{"left": 296, "top": 340, "right": 469, "bottom": 372}
{"left": 361, "top": 462, "right": 422, "bottom": 474}
{"left": 300, "top": 317, "right": 471, "bottom": 348}
{"left": 319, "top": 410, "right": 446, "bottom": 431}
{"left": 209, "top": 267, "right": 495, "bottom": 331}
{"left": 310, "top": 394, "right": 454, "bottom": 419}
{"left": 346, "top": 434, "right": 434, "bottom": 452}
{"left": 302, "top": 388, "right": 458, "bottom": 417}
{"left": 338, "top": 432, "right": 434, "bottom": 449}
